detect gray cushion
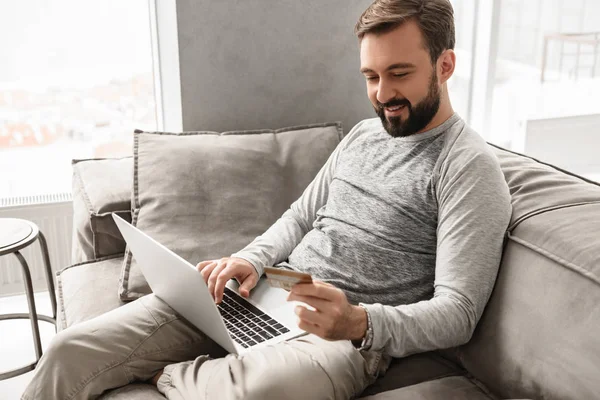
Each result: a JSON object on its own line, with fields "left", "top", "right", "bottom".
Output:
{"left": 71, "top": 158, "right": 133, "bottom": 263}
{"left": 459, "top": 204, "right": 600, "bottom": 399}
{"left": 360, "top": 376, "right": 494, "bottom": 400}
{"left": 491, "top": 144, "right": 600, "bottom": 230}
{"left": 119, "top": 123, "right": 344, "bottom": 301}
{"left": 57, "top": 255, "right": 125, "bottom": 330}
{"left": 360, "top": 352, "right": 465, "bottom": 397}
{"left": 99, "top": 383, "right": 165, "bottom": 400}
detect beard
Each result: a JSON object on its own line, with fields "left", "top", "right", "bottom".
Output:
{"left": 375, "top": 72, "right": 441, "bottom": 138}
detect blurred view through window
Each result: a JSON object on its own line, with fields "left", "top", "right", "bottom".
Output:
{"left": 0, "top": 0, "right": 157, "bottom": 199}
{"left": 450, "top": 0, "right": 600, "bottom": 181}
{"left": 2, "top": 1, "right": 599, "bottom": 201}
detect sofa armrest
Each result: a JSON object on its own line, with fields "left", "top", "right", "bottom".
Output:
{"left": 71, "top": 157, "right": 133, "bottom": 264}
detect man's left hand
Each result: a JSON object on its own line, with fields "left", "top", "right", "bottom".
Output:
{"left": 287, "top": 280, "right": 367, "bottom": 341}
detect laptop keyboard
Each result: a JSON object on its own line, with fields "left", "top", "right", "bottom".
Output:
{"left": 218, "top": 287, "right": 290, "bottom": 348}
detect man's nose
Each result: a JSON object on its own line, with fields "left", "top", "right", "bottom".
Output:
{"left": 376, "top": 80, "right": 396, "bottom": 105}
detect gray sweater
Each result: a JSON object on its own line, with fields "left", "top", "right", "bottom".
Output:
{"left": 232, "top": 114, "right": 512, "bottom": 358}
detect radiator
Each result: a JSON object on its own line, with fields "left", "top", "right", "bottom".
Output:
{"left": 0, "top": 194, "right": 73, "bottom": 297}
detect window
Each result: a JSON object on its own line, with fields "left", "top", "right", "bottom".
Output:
{"left": 492, "top": 0, "right": 600, "bottom": 180}
{"left": 447, "top": 0, "right": 476, "bottom": 120}
{"left": 451, "top": 0, "right": 600, "bottom": 181}
{"left": 0, "top": 0, "right": 157, "bottom": 199}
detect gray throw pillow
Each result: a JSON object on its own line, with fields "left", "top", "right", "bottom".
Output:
{"left": 119, "top": 122, "right": 343, "bottom": 301}
{"left": 72, "top": 157, "right": 133, "bottom": 264}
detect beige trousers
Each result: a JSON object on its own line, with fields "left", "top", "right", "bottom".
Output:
{"left": 21, "top": 294, "right": 389, "bottom": 400}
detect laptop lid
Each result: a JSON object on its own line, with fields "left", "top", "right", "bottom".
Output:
{"left": 111, "top": 214, "right": 306, "bottom": 355}
{"left": 112, "top": 214, "right": 239, "bottom": 354}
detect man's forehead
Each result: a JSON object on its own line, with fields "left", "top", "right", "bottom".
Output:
{"left": 359, "top": 20, "right": 429, "bottom": 71}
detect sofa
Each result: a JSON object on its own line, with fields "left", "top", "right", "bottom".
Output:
{"left": 55, "top": 123, "right": 600, "bottom": 400}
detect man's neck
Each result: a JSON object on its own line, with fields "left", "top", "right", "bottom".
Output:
{"left": 417, "top": 92, "right": 454, "bottom": 134}
{"left": 418, "top": 106, "right": 454, "bottom": 134}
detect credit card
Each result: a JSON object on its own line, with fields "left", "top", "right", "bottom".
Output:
{"left": 264, "top": 266, "right": 312, "bottom": 291}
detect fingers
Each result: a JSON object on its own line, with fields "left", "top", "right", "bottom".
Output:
{"left": 200, "top": 257, "right": 258, "bottom": 303}
{"left": 207, "top": 258, "right": 229, "bottom": 301}
{"left": 197, "top": 260, "right": 217, "bottom": 283}
{"left": 213, "top": 261, "right": 254, "bottom": 304}
{"left": 295, "top": 305, "right": 327, "bottom": 326}
{"left": 196, "top": 260, "right": 213, "bottom": 271}
{"left": 288, "top": 281, "right": 354, "bottom": 341}
{"left": 290, "top": 280, "right": 338, "bottom": 301}
{"left": 238, "top": 272, "right": 258, "bottom": 298}
{"left": 296, "top": 318, "right": 320, "bottom": 336}
{"left": 295, "top": 306, "right": 328, "bottom": 338}
{"left": 214, "top": 263, "right": 237, "bottom": 304}
{"left": 287, "top": 293, "right": 329, "bottom": 311}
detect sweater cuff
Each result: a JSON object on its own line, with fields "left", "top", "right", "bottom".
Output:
{"left": 354, "top": 303, "right": 374, "bottom": 350}
{"left": 360, "top": 303, "right": 386, "bottom": 352}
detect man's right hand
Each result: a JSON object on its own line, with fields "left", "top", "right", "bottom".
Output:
{"left": 197, "top": 257, "right": 259, "bottom": 304}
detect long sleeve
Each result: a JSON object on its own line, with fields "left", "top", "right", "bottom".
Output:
{"left": 231, "top": 121, "right": 366, "bottom": 276}
{"left": 360, "top": 144, "right": 512, "bottom": 357}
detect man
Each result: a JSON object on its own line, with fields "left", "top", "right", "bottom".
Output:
{"left": 23, "top": 0, "right": 511, "bottom": 399}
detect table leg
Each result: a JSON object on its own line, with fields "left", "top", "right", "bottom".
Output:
{"left": 37, "top": 231, "right": 57, "bottom": 323}
{"left": 13, "top": 251, "right": 43, "bottom": 361}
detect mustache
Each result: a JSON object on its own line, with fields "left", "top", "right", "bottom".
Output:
{"left": 377, "top": 98, "right": 411, "bottom": 111}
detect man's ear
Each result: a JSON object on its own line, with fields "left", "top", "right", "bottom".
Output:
{"left": 437, "top": 49, "right": 456, "bottom": 84}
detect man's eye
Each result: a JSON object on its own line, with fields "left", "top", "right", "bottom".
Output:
{"left": 366, "top": 76, "right": 378, "bottom": 81}
{"left": 393, "top": 73, "right": 408, "bottom": 78}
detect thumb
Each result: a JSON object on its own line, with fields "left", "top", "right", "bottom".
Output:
{"left": 239, "top": 273, "right": 258, "bottom": 298}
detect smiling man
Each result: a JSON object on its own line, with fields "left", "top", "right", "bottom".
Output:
{"left": 360, "top": 2, "right": 455, "bottom": 138}
{"left": 23, "top": 1, "right": 511, "bottom": 399}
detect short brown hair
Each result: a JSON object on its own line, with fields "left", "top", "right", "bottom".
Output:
{"left": 355, "top": 0, "right": 455, "bottom": 63}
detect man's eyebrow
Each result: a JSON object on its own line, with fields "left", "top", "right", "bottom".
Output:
{"left": 360, "top": 63, "right": 416, "bottom": 74}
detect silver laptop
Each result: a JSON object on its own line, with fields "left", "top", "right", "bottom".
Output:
{"left": 112, "top": 214, "right": 306, "bottom": 355}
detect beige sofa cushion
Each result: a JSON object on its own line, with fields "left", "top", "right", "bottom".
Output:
{"left": 491, "top": 144, "right": 600, "bottom": 229}
{"left": 119, "top": 123, "right": 343, "bottom": 301}
{"left": 459, "top": 204, "right": 600, "bottom": 399}
{"left": 360, "top": 376, "right": 494, "bottom": 400}
{"left": 458, "top": 146, "right": 600, "bottom": 399}
{"left": 99, "top": 383, "right": 165, "bottom": 400}
{"left": 57, "top": 255, "right": 125, "bottom": 330}
{"left": 359, "top": 352, "right": 465, "bottom": 398}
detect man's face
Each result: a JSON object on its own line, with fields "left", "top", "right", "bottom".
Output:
{"left": 360, "top": 20, "right": 441, "bottom": 137}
